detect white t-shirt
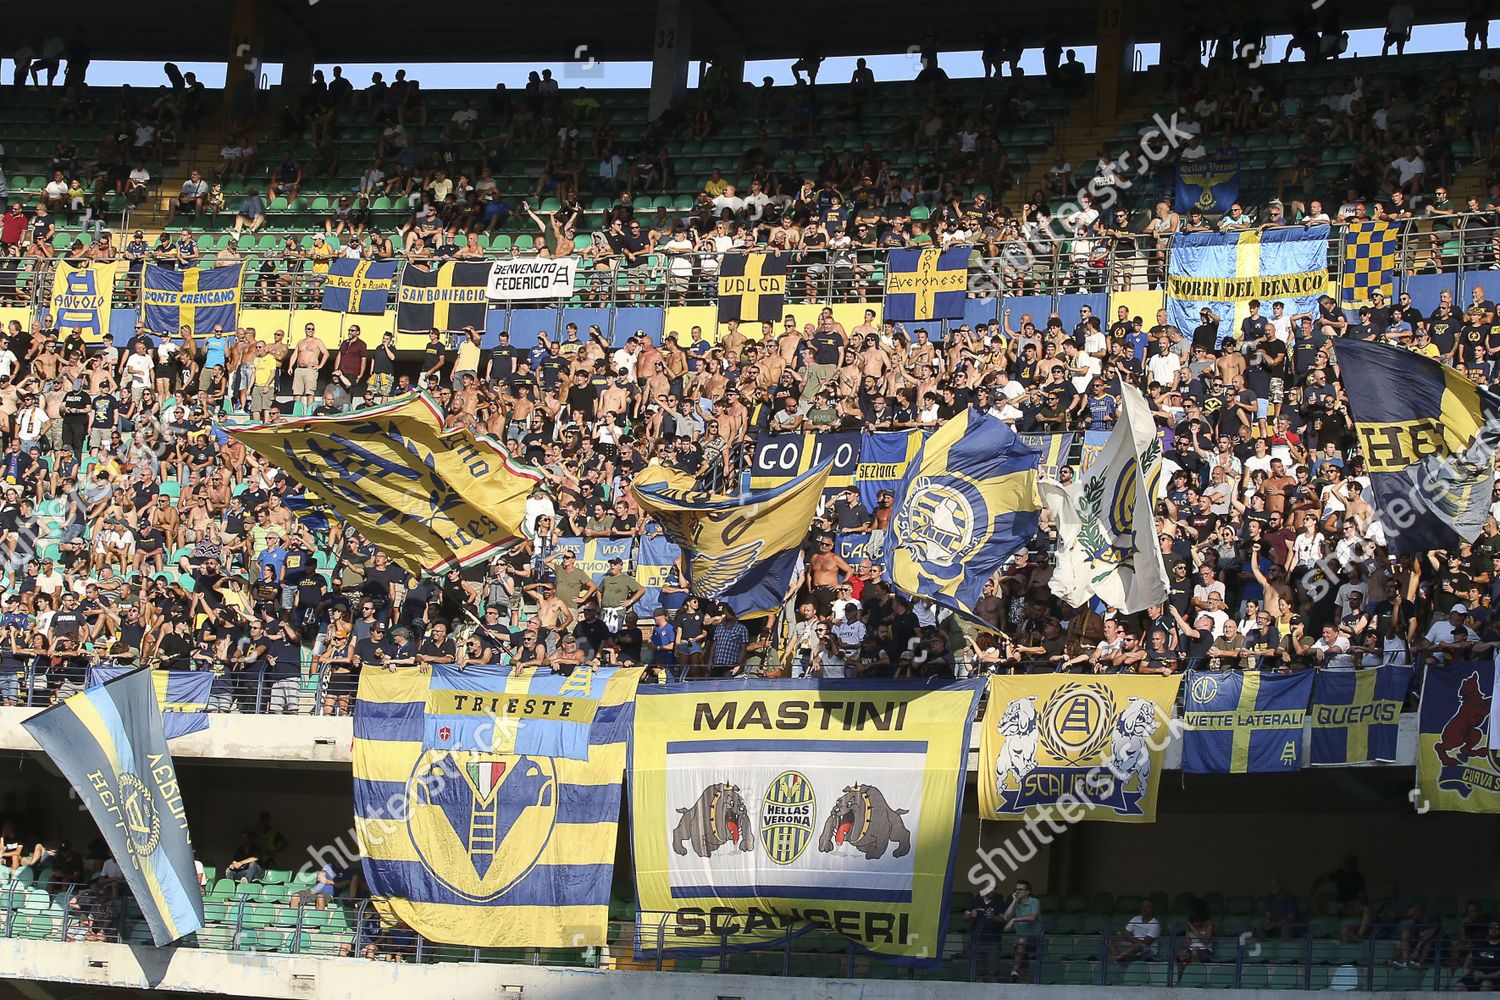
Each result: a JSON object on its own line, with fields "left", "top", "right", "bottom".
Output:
{"left": 1390, "top": 156, "right": 1425, "bottom": 184}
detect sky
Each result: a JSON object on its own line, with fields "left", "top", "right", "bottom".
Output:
{"left": 0, "top": 21, "right": 1486, "bottom": 91}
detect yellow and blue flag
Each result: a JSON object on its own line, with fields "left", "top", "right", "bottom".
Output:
{"left": 21, "top": 668, "right": 204, "bottom": 946}
{"left": 1182, "top": 670, "right": 1313, "bottom": 774}
{"left": 231, "top": 394, "right": 542, "bottom": 575}
{"left": 87, "top": 667, "right": 213, "bottom": 740}
{"left": 1018, "top": 432, "right": 1077, "bottom": 481}
{"left": 422, "top": 664, "right": 641, "bottom": 761}
{"left": 1416, "top": 661, "right": 1500, "bottom": 813}
{"left": 1333, "top": 338, "right": 1500, "bottom": 554}
{"left": 1340, "top": 220, "right": 1399, "bottom": 307}
{"left": 353, "top": 664, "right": 639, "bottom": 946}
{"left": 717, "top": 252, "right": 787, "bottom": 324}
{"left": 980, "top": 674, "right": 1181, "bottom": 823}
{"left": 883, "top": 411, "right": 1040, "bottom": 631}
{"left": 322, "top": 258, "right": 398, "bottom": 314}
{"left": 1309, "top": 664, "right": 1412, "bottom": 765}
{"left": 47, "top": 261, "right": 121, "bottom": 343}
{"left": 395, "top": 261, "right": 490, "bottom": 333}
{"left": 629, "top": 678, "right": 984, "bottom": 965}
{"left": 142, "top": 263, "right": 243, "bottom": 334}
{"left": 631, "top": 460, "right": 831, "bottom": 618}
{"left": 855, "top": 430, "right": 923, "bottom": 509}
{"left": 884, "top": 246, "right": 969, "bottom": 322}
{"left": 1174, "top": 154, "right": 1239, "bottom": 214}
{"left": 1166, "top": 226, "right": 1328, "bottom": 345}
{"left": 556, "top": 536, "right": 634, "bottom": 582}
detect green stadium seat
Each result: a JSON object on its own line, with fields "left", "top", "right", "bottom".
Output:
{"left": 208, "top": 878, "right": 235, "bottom": 901}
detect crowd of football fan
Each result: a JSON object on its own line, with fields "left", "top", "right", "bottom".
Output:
{"left": 1, "top": 43, "right": 1500, "bottom": 712}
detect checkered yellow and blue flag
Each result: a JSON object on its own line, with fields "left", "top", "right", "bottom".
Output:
{"left": 1340, "top": 220, "right": 1399, "bottom": 308}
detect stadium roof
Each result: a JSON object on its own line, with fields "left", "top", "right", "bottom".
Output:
{"left": 10, "top": 0, "right": 1486, "bottom": 66}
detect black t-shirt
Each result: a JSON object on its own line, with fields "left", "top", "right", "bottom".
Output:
{"left": 90, "top": 395, "right": 119, "bottom": 429}
{"left": 62, "top": 389, "right": 90, "bottom": 424}
{"left": 1192, "top": 321, "right": 1219, "bottom": 353}
{"left": 418, "top": 637, "right": 456, "bottom": 661}
{"left": 566, "top": 383, "right": 597, "bottom": 420}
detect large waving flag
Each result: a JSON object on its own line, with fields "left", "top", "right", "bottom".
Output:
{"left": 882, "top": 410, "right": 1040, "bottom": 630}
{"left": 1042, "top": 382, "right": 1167, "bottom": 612}
{"left": 21, "top": 669, "right": 204, "bottom": 946}
{"left": 884, "top": 246, "right": 969, "bottom": 321}
{"left": 354, "top": 663, "right": 638, "bottom": 946}
{"left": 1166, "top": 226, "right": 1328, "bottom": 344}
{"left": 231, "top": 394, "right": 542, "bottom": 575}
{"left": 631, "top": 462, "right": 831, "bottom": 618}
{"left": 321, "top": 258, "right": 398, "bottom": 314}
{"left": 142, "top": 263, "right": 243, "bottom": 334}
{"left": 1333, "top": 338, "right": 1500, "bottom": 554}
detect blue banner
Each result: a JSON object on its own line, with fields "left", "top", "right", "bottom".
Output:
{"left": 1166, "top": 226, "right": 1328, "bottom": 345}
{"left": 1309, "top": 665, "right": 1412, "bottom": 765}
{"left": 1182, "top": 670, "right": 1314, "bottom": 774}
{"left": 1175, "top": 154, "right": 1239, "bottom": 214}
{"left": 1018, "top": 432, "right": 1076, "bottom": 480}
{"left": 1416, "top": 661, "right": 1500, "bottom": 813}
{"left": 856, "top": 430, "right": 922, "bottom": 510}
{"left": 141, "top": 263, "right": 243, "bottom": 335}
{"left": 87, "top": 667, "right": 213, "bottom": 740}
{"left": 885, "top": 246, "right": 969, "bottom": 322}
{"left": 21, "top": 669, "right": 204, "bottom": 945}
{"left": 321, "top": 259, "right": 397, "bottom": 314}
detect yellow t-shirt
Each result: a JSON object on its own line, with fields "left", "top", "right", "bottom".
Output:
{"left": 254, "top": 353, "right": 280, "bottom": 387}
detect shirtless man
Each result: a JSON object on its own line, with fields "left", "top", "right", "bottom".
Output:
{"left": 229, "top": 329, "right": 259, "bottom": 410}
{"left": 523, "top": 581, "right": 576, "bottom": 653}
{"left": 806, "top": 534, "right": 854, "bottom": 616}
{"left": 660, "top": 335, "right": 689, "bottom": 388}
{"left": 720, "top": 318, "right": 746, "bottom": 360}
{"left": 287, "top": 324, "right": 328, "bottom": 414}
{"left": 32, "top": 339, "right": 60, "bottom": 382}
{"left": 598, "top": 373, "right": 630, "bottom": 417}
{"left": 850, "top": 308, "right": 879, "bottom": 341}
{"left": 1215, "top": 343, "right": 1247, "bottom": 385}
{"left": 718, "top": 391, "right": 748, "bottom": 445}
{"left": 635, "top": 336, "right": 663, "bottom": 385}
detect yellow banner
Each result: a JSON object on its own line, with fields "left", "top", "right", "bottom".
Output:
{"left": 630, "top": 680, "right": 984, "bottom": 964}
{"left": 980, "top": 674, "right": 1182, "bottom": 823}
{"left": 48, "top": 261, "right": 121, "bottom": 344}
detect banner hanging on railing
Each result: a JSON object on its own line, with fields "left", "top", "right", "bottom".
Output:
{"left": 47, "top": 261, "right": 121, "bottom": 342}
{"left": 630, "top": 678, "right": 984, "bottom": 966}
{"left": 486, "top": 257, "right": 578, "bottom": 301}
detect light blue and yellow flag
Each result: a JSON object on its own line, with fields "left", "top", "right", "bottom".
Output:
{"left": 882, "top": 410, "right": 1040, "bottom": 632}
{"left": 422, "top": 663, "right": 642, "bottom": 761}
{"left": 1309, "top": 664, "right": 1412, "bottom": 765}
{"left": 1340, "top": 220, "right": 1399, "bottom": 307}
{"left": 353, "top": 663, "right": 638, "bottom": 946}
{"left": 1018, "top": 432, "right": 1076, "bottom": 481}
{"left": 231, "top": 394, "right": 542, "bottom": 575}
{"left": 630, "top": 679, "right": 984, "bottom": 965}
{"left": 142, "top": 263, "right": 243, "bottom": 334}
{"left": 1332, "top": 338, "right": 1500, "bottom": 554}
{"left": 1416, "top": 661, "right": 1500, "bottom": 813}
{"left": 21, "top": 668, "right": 204, "bottom": 946}
{"left": 87, "top": 667, "right": 213, "bottom": 740}
{"left": 631, "top": 460, "right": 831, "bottom": 618}
{"left": 980, "top": 674, "right": 1181, "bottom": 823}
{"left": 1166, "top": 226, "right": 1328, "bottom": 345}
{"left": 1182, "top": 670, "right": 1313, "bottom": 774}
{"left": 47, "top": 260, "right": 121, "bottom": 343}
{"left": 556, "top": 536, "right": 634, "bottom": 582}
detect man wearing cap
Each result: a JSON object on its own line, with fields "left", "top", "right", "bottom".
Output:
{"left": 1423, "top": 604, "right": 1478, "bottom": 663}
{"left": 830, "top": 486, "right": 873, "bottom": 534}
{"left": 597, "top": 557, "right": 644, "bottom": 633}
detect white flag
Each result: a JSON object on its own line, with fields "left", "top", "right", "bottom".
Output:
{"left": 1042, "top": 382, "right": 1168, "bottom": 613}
{"left": 1489, "top": 650, "right": 1500, "bottom": 751}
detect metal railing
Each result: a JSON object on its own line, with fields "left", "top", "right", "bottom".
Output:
{"left": 11, "top": 214, "right": 1497, "bottom": 321}
{"left": 0, "top": 880, "right": 1469, "bottom": 989}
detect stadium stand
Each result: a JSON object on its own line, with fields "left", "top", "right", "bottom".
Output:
{"left": 1, "top": 6, "right": 1499, "bottom": 992}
